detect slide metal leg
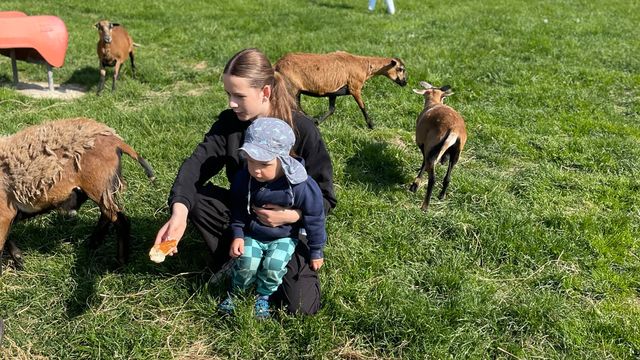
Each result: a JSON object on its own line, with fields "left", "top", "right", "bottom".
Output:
{"left": 47, "top": 64, "right": 54, "bottom": 91}
{"left": 10, "top": 49, "right": 19, "bottom": 87}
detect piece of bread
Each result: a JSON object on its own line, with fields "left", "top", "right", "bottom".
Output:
{"left": 149, "top": 239, "right": 178, "bottom": 263}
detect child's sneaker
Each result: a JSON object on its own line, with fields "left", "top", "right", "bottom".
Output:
{"left": 218, "top": 296, "right": 235, "bottom": 316}
{"left": 254, "top": 295, "right": 270, "bottom": 319}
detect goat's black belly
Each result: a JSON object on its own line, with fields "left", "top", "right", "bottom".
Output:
{"left": 101, "top": 59, "right": 117, "bottom": 67}
{"left": 15, "top": 189, "right": 88, "bottom": 222}
{"left": 301, "top": 85, "right": 350, "bottom": 97}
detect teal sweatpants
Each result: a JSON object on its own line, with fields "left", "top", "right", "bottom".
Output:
{"left": 231, "top": 236, "right": 298, "bottom": 296}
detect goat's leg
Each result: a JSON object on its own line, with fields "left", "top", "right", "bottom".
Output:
{"left": 410, "top": 145, "right": 426, "bottom": 193}
{"left": 6, "top": 239, "right": 23, "bottom": 270}
{"left": 439, "top": 149, "right": 460, "bottom": 200}
{"left": 296, "top": 93, "right": 302, "bottom": 108}
{"left": 0, "top": 216, "right": 13, "bottom": 276}
{"left": 112, "top": 60, "right": 123, "bottom": 92}
{"left": 87, "top": 213, "right": 112, "bottom": 249}
{"left": 421, "top": 163, "right": 436, "bottom": 211}
{"left": 351, "top": 91, "right": 373, "bottom": 129}
{"left": 97, "top": 65, "right": 107, "bottom": 95}
{"left": 114, "top": 212, "right": 131, "bottom": 266}
{"left": 129, "top": 52, "right": 136, "bottom": 79}
{"left": 317, "top": 95, "right": 337, "bottom": 124}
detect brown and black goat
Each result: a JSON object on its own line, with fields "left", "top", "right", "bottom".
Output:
{"left": 274, "top": 51, "right": 407, "bottom": 129}
{"left": 0, "top": 118, "right": 155, "bottom": 274}
{"left": 409, "top": 82, "right": 467, "bottom": 211}
{"left": 95, "top": 20, "right": 136, "bottom": 94}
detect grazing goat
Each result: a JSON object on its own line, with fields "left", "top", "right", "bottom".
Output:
{"left": 274, "top": 51, "right": 407, "bottom": 129}
{"left": 409, "top": 82, "right": 467, "bottom": 211}
{"left": 0, "top": 118, "right": 155, "bottom": 274}
{"left": 95, "top": 20, "right": 136, "bottom": 94}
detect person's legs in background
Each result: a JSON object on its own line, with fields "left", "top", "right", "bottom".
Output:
{"left": 385, "top": 0, "right": 395, "bottom": 14}
{"left": 368, "top": 0, "right": 377, "bottom": 12}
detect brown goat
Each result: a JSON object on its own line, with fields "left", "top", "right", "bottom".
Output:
{"left": 0, "top": 118, "right": 155, "bottom": 274}
{"left": 95, "top": 20, "right": 136, "bottom": 94}
{"left": 409, "top": 82, "right": 467, "bottom": 211}
{"left": 274, "top": 51, "right": 407, "bottom": 129}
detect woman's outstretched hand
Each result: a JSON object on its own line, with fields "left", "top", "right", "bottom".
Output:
{"left": 154, "top": 203, "right": 189, "bottom": 256}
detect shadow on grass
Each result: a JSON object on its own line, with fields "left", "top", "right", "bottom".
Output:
{"left": 62, "top": 66, "right": 98, "bottom": 90}
{"left": 0, "top": 74, "right": 13, "bottom": 84}
{"left": 344, "top": 137, "right": 407, "bottom": 192}
{"left": 3, "top": 212, "right": 215, "bottom": 318}
{"left": 310, "top": 1, "right": 355, "bottom": 10}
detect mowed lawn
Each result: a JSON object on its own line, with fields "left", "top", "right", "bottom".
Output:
{"left": 1, "top": 0, "right": 639, "bottom": 358}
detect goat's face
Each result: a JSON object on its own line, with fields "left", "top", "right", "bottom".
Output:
{"left": 95, "top": 20, "right": 117, "bottom": 44}
{"left": 384, "top": 58, "right": 407, "bottom": 87}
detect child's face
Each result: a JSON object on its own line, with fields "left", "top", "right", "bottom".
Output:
{"left": 246, "top": 157, "right": 283, "bottom": 182}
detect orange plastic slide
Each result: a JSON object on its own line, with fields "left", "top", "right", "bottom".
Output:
{"left": 0, "top": 13, "right": 68, "bottom": 67}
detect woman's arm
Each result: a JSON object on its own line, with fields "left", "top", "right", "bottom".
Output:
{"left": 292, "top": 112, "right": 338, "bottom": 214}
{"left": 168, "top": 116, "right": 230, "bottom": 212}
{"left": 252, "top": 205, "right": 302, "bottom": 227}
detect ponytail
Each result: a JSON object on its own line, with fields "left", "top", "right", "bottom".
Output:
{"left": 270, "top": 71, "right": 298, "bottom": 130}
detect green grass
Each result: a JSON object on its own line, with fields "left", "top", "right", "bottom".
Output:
{"left": 1, "top": 0, "right": 639, "bottom": 358}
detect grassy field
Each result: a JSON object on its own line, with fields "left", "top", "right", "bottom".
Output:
{"left": 1, "top": 0, "right": 639, "bottom": 358}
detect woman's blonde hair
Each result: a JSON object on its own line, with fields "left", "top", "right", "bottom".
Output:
{"left": 223, "top": 48, "right": 297, "bottom": 128}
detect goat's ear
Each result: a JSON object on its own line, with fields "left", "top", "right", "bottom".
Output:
{"left": 94, "top": 22, "right": 100, "bottom": 29}
{"left": 382, "top": 59, "right": 397, "bottom": 70}
{"left": 442, "top": 89, "right": 454, "bottom": 98}
{"left": 413, "top": 89, "right": 427, "bottom": 95}
{"left": 419, "top": 81, "right": 433, "bottom": 89}
{"left": 110, "top": 22, "right": 120, "bottom": 28}
{"left": 440, "top": 85, "right": 451, "bottom": 92}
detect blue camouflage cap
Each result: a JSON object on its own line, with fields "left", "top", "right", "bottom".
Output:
{"left": 239, "top": 117, "right": 308, "bottom": 184}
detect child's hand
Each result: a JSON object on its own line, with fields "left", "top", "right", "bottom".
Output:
{"left": 229, "top": 238, "right": 244, "bottom": 258}
{"left": 310, "top": 258, "right": 324, "bottom": 271}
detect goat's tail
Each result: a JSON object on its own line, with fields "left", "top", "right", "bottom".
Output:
{"left": 117, "top": 141, "right": 156, "bottom": 182}
{"left": 132, "top": 42, "right": 141, "bottom": 47}
{"left": 428, "top": 130, "right": 459, "bottom": 164}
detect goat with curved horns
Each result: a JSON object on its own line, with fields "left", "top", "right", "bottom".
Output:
{"left": 409, "top": 81, "right": 467, "bottom": 211}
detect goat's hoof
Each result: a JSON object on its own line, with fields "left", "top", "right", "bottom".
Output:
{"left": 13, "top": 258, "right": 24, "bottom": 271}
{"left": 409, "top": 183, "right": 418, "bottom": 193}
{"left": 421, "top": 203, "right": 430, "bottom": 212}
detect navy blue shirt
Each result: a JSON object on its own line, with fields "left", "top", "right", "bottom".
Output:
{"left": 229, "top": 167, "right": 327, "bottom": 260}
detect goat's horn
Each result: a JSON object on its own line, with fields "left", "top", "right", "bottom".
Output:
{"left": 419, "top": 81, "right": 434, "bottom": 89}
